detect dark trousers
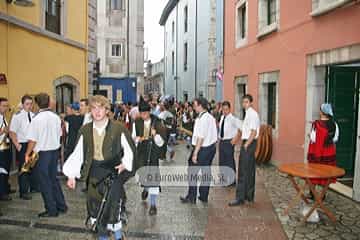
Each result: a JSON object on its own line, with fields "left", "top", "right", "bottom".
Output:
{"left": 33, "top": 150, "right": 66, "bottom": 214}
{"left": 0, "top": 149, "right": 11, "bottom": 196}
{"left": 235, "top": 140, "right": 257, "bottom": 202}
{"left": 187, "top": 143, "right": 216, "bottom": 201}
{"left": 219, "top": 140, "right": 236, "bottom": 185}
{"left": 17, "top": 143, "right": 39, "bottom": 195}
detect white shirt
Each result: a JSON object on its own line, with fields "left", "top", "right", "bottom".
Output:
{"left": 219, "top": 113, "right": 242, "bottom": 140}
{"left": 192, "top": 111, "right": 218, "bottom": 147}
{"left": 131, "top": 119, "right": 165, "bottom": 147}
{"left": 9, "top": 110, "right": 34, "bottom": 143}
{"left": 242, "top": 107, "right": 260, "bottom": 140}
{"left": 83, "top": 112, "right": 92, "bottom": 125}
{"left": 26, "top": 110, "right": 62, "bottom": 152}
{"left": 0, "top": 114, "right": 9, "bottom": 144}
{"left": 63, "top": 120, "right": 134, "bottom": 179}
{"left": 310, "top": 122, "right": 340, "bottom": 143}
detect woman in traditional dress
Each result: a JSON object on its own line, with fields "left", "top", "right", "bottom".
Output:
{"left": 307, "top": 103, "right": 339, "bottom": 187}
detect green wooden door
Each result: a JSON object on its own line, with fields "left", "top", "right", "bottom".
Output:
{"left": 327, "top": 66, "right": 360, "bottom": 176}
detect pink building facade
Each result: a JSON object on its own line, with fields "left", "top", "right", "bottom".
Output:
{"left": 223, "top": 0, "right": 360, "bottom": 200}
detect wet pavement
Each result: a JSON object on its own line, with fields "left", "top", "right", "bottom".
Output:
{"left": 264, "top": 165, "right": 360, "bottom": 240}
{"left": 0, "top": 143, "right": 288, "bottom": 239}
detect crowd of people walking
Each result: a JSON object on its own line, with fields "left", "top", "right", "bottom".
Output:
{"left": 0, "top": 91, "right": 340, "bottom": 239}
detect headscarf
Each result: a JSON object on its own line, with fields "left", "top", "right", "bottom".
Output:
{"left": 320, "top": 103, "right": 334, "bottom": 117}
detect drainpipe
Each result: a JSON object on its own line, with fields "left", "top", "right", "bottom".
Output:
{"left": 195, "top": 0, "right": 198, "bottom": 98}
{"left": 163, "top": 28, "right": 166, "bottom": 96}
{"left": 175, "top": 4, "right": 179, "bottom": 100}
{"left": 222, "top": 0, "right": 225, "bottom": 75}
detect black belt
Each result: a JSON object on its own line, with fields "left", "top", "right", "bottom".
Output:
{"left": 220, "top": 139, "right": 232, "bottom": 142}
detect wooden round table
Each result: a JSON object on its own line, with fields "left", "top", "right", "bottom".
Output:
{"left": 278, "top": 163, "right": 345, "bottom": 223}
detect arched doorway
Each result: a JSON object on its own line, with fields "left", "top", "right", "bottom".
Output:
{"left": 53, "top": 75, "right": 80, "bottom": 113}
{"left": 56, "top": 83, "right": 74, "bottom": 113}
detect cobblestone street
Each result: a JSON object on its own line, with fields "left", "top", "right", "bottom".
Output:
{"left": 264, "top": 165, "right": 360, "bottom": 240}
{"left": 0, "top": 143, "right": 286, "bottom": 240}
{"left": 1, "top": 144, "right": 359, "bottom": 239}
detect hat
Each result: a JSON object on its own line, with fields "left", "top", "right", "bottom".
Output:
{"left": 138, "top": 96, "right": 151, "bottom": 112}
{"left": 71, "top": 102, "right": 80, "bottom": 111}
{"left": 320, "top": 103, "right": 334, "bottom": 117}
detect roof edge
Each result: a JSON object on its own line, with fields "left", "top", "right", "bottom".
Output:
{"left": 159, "top": 0, "right": 179, "bottom": 26}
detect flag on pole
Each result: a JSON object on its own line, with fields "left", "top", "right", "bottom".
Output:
{"left": 216, "top": 66, "right": 224, "bottom": 81}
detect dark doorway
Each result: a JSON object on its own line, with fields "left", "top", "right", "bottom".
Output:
{"left": 326, "top": 65, "right": 360, "bottom": 179}
{"left": 56, "top": 83, "right": 74, "bottom": 113}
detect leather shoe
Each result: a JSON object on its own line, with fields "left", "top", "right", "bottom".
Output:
{"left": 38, "top": 211, "right": 59, "bottom": 218}
{"left": 198, "top": 197, "right": 208, "bottom": 203}
{"left": 149, "top": 206, "right": 157, "bottom": 216}
{"left": 58, "top": 206, "right": 68, "bottom": 214}
{"left": 180, "top": 196, "right": 196, "bottom": 204}
{"left": 0, "top": 195, "right": 12, "bottom": 201}
{"left": 20, "top": 193, "right": 32, "bottom": 200}
{"left": 228, "top": 199, "right": 245, "bottom": 207}
{"left": 141, "top": 190, "right": 148, "bottom": 201}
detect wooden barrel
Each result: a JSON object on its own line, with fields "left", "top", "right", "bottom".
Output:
{"left": 255, "top": 125, "right": 273, "bottom": 164}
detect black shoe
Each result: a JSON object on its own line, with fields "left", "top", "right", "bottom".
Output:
{"left": 30, "top": 189, "right": 40, "bottom": 194}
{"left": 149, "top": 206, "right": 157, "bottom": 216}
{"left": 0, "top": 195, "right": 12, "bottom": 201}
{"left": 180, "top": 196, "right": 196, "bottom": 204}
{"left": 198, "top": 197, "right": 208, "bottom": 203}
{"left": 81, "top": 188, "right": 88, "bottom": 193}
{"left": 141, "top": 190, "right": 148, "bottom": 201}
{"left": 20, "top": 193, "right": 32, "bottom": 200}
{"left": 58, "top": 206, "right": 68, "bottom": 214}
{"left": 38, "top": 211, "right": 59, "bottom": 218}
{"left": 227, "top": 182, "right": 236, "bottom": 187}
{"left": 228, "top": 199, "right": 245, "bottom": 207}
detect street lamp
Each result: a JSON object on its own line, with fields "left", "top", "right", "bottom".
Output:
{"left": 6, "top": 0, "right": 34, "bottom": 7}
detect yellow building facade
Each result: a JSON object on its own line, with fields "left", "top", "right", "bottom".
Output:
{"left": 0, "top": 0, "right": 88, "bottom": 113}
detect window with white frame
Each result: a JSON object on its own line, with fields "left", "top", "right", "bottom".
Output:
{"left": 234, "top": 75, "right": 248, "bottom": 119}
{"left": 311, "top": 0, "right": 352, "bottom": 16}
{"left": 171, "top": 51, "right": 175, "bottom": 75}
{"left": 257, "top": 0, "right": 280, "bottom": 38}
{"left": 259, "top": 71, "right": 279, "bottom": 132}
{"left": 111, "top": 44, "right": 122, "bottom": 57}
{"left": 184, "top": 6, "right": 188, "bottom": 33}
{"left": 235, "top": 0, "right": 248, "bottom": 48}
{"left": 184, "top": 42, "right": 188, "bottom": 72}
{"left": 172, "top": 21, "right": 175, "bottom": 43}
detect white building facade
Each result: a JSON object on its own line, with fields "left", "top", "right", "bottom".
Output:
{"left": 160, "top": 0, "right": 217, "bottom": 101}
{"left": 97, "top": 0, "right": 144, "bottom": 94}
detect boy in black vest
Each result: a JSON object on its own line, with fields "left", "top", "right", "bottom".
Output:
{"left": 132, "top": 97, "right": 167, "bottom": 215}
